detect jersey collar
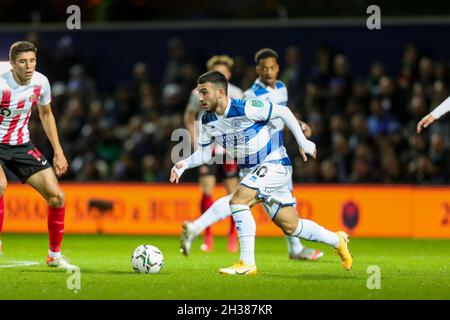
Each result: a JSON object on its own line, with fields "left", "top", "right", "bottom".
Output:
{"left": 255, "top": 78, "right": 276, "bottom": 90}
{"left": 223, "top": 98, "right": 232, "bottom": 117}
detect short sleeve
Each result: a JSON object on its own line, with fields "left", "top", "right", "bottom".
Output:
{"left": 38, "top": 76, "right": 52, "bottom": 105}
{"left": 244, "top": 99, "right": 273, "bottom": 122}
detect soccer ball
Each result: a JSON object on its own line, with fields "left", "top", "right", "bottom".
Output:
{"left": 131, "top": 245, "right": 164, "bottom": 274}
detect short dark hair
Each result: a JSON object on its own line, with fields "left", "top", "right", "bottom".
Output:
{"left": 197, "top": 71, "right": 228, "bottom": 95}
{"left": 254, "top": 48, "right": 279, "bottom": 64}
{"left": 9, "top": 41, "right": 37, "bottom": 61}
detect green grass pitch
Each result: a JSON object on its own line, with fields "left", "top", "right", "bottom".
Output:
{"left": 0, "top": 234, "right": 448, "bottom": 300}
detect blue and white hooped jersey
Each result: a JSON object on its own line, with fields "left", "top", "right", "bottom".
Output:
{"left": 244, "top": 79, "right": 288, "bottom": 106}
{"left": 199, "top": 98, "right": 290, "bottom": 169}
{"left": 244, "top": 79, "right": 288, "bottom": 133}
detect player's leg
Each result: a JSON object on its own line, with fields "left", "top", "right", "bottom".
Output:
{"left": 272, "top": 205, "right": 352, "bottom": 270}
{"left": 261, "top": 202, "right": 323, "bottom": 261}
{"left": 222, "top": 161, "right": 239, "bottom": 253}
{"left": 218, "top": 184, "right": 261, "bottom": 275}
{"left": 0, "top": 165, "right": 6, "bottom": 255}
{"left": 198, "top": 165, "right": 216, "bottom": 252}
{"left": 283, "top": 178, "right": 323, "bottom": 260}
{"left": 181, "top": 194, "right": 233, "bottom": 256}
{"left": 25, "top": 168, "right": 71, "bottom": 268}
{"left": 219, "top": 162, "right": 292, "bottom": 275}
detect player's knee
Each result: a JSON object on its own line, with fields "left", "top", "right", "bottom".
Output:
{"left": 230, "top": 193, "right": 246, "bottom": 206}
{"left": 280, "top": 221, "right": 298, "bottom": 236}
{"left": 48, "top": 190, "right": 65, "bottom": 208}
{"left": 284, "top": 224, "right": 297, "bottom": 236}
{"left": 0, "top": 180, "right": 7, "bottom": 196}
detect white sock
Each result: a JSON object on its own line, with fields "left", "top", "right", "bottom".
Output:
{"left": 291, "top": 219, "right": 339, "bottom": 248}
{"left": 230, "top": 204, "right": 255, "bottom": 266}
{"left": 49, "top": 250, "right": 61, "bottom": 258}
{"left": 285, "top": 235, "right": 304, "bottom": 255}
{"left": 193, "top": 195, "right": 233, "bottom": 236}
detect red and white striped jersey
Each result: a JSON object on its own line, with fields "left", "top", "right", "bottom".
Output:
{"left": 0, "top": 70, "right": 52, "bottom": 145}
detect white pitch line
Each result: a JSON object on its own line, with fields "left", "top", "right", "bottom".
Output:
{"left": 0, "top": 261, "right": 41, "bottom": 268}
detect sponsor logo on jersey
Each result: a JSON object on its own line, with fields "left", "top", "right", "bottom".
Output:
{"left": 251, "top": 100, "right": 264, "bottom": 108}
{"left": 29, "top": 94, "right": 38, "bottom": 103}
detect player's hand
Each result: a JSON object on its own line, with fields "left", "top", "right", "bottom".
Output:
{"left": 53, "top": 152, "right": 68, "bottom": 177}
{"left": 300, "top": 121, "right": 313, "bottom": 138}
{"left": 170, "top": 162, "right": 187, "bottom": 184}
{"left": 416, "top": 114, "right": 435, "bottom": 133}
{"left": 299, "top": 147, "right": 317, "bottom": 162}
{"left": 299, "top": 140, "right": 317, "bottom": 162}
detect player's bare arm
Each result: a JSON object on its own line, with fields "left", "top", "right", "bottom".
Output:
{"left": 417, "top": 95, "right": 450, "bottom": 133}
{"left": 38, "top": 103, "right": 68, "bottom": 177}
{"left": 416, "top": 114, "right": 435, "bottom": 133}
{"left": 170, "top": 143, "right": 214, "bottom": 183}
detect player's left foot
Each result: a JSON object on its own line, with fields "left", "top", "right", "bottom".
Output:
{"left": 335, "top": 231, "right": 353, "bottom": 271}
{"left": 46, "top": 255, "right": 74, "bottom": 269}
{"left": 289, "top": 247, "right": 324, "bottom": 261}
{"left": 219, "top": 260, "right": 257, "bottom": 275}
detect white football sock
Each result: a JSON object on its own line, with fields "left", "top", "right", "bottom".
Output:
{"left": 192, "top": 195, "right": 233, "bottom": 236}
{"left": 48, "top": 250, "right": 61, "bottom": 258}
{"left": 285, "top": 235, "right": 304, "bottom": 255}
{"left": 291, "top": 219, "right": 339, "bottom": 248}
{"left": 230, "top": 204, "right": 255, "bottom": 266}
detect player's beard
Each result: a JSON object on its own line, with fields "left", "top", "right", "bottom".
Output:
{"left": 209, "top": 97, "right": 219, "bottom": 112}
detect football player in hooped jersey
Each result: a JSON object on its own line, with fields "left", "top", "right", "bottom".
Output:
{"left": 243, "top": 48, "right": 323, "bottom": 261}
{"left": 171, "top": 71, "right": 352, "bottom": 275}
{"left": 179, "top": 49, "right": 323, "bottom": 261}
{"left": 0, "top": 41, "right": 72, "bottom": 268}
{"left": 184, "top": 55, "right": 243, "bottom": 253}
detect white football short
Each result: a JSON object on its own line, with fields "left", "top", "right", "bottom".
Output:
{"left": 240, "top": 161, "right": 296, "bottom": 219}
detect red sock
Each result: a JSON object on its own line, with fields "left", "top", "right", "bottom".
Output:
{"left": 0, "top": 196, "right": 4, "bottom": 235}
{"left": 48, "top": 206, "right": 65, "bottom": 253}
{"left": 201, "top": 194, "right": 214, "bottom": 244}
{"left": 201, "top": 194, "right": 214, "bottom": 213}
{"left": 229, "top": 217, "right": 236, "bottom": 236}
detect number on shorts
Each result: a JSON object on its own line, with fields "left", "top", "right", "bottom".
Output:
{"left": 254, "top": 166, "right": 268, "bottom": 178}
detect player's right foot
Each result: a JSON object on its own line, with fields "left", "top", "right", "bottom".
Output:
{"left": 46, "top": 255, "right": 74, "bottom": 269}
{"left": 335, "top": 231, "right": 353, "bottom": 271}
{"left": 0, "top": 243, "right": 2, "bottom": 256}
{"left": 219, "top": 260, "right": 257, "bottom": 275}
{"left": 180, "top": 221, "right": 197, "bottom": 256}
